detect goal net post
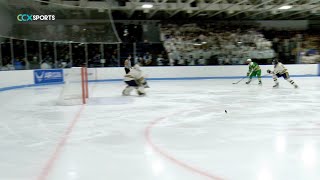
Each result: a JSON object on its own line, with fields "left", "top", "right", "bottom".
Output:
{"left": 58, "top": 67, "right": 95, "bottom": 106}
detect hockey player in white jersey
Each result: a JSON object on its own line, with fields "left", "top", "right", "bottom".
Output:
{"left": 122, "top": 64, "right": 148, "bottom": 96}
{"left": 267, "top": 59, "right": 298, "bottom": 88}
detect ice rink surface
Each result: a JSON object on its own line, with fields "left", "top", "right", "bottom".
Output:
{"left": 0, "top": 77, "right": 320, "bottom": 180}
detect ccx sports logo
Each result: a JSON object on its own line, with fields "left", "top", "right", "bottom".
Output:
{"left": 17, "top": 14, "right": 55, "bottom": 22}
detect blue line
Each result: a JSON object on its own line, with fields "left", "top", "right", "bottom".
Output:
{"left": 91, "top": 75, "right": 318, "bottom": 82}
{"left": 0, "top": 82, "right": 63, "bottom": 92}
{"left": 0, "top": 84, "right": 34, "bottom": 91}
{"left": 0, "top": 75, "right": 318, "bottom": 92}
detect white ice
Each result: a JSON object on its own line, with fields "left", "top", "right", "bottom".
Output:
{"left": 0, "top": 77, "right": 320, "bottom": 180}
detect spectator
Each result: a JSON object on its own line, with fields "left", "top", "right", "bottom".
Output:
{"left": 41, "top": 60, "right": 52, "bottom": 69}
{"left": 198, "top": 56, "right": 205, "bottom": 65}
{"left": 3, "top": 63, "right": 14, "bottom": 70}
{"left": 14, "top": 58, "right": 24, "bottom": 70}
{"left": 109, "top": 55, "right": 118, "bottom": 67}
{"left": 143, "top": 52, "right": 152, "bottom": 66}
{"left": 156, "top": 54, "right": 164, "bottom": 66}
{"left": 124, "top": 55, "right": 132, "bottom": 74}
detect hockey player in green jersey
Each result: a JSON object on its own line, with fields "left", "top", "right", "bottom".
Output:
{"left": 245, "top": 59, "right": 262, "bottom": 85}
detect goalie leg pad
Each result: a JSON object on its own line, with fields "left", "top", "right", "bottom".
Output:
{"left": 136, "top": 86, "right": 146, "bottom": 96}
{"left": 122, "top": 86, "right": 135, "bottom": 96}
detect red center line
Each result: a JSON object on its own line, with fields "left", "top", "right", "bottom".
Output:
{"left": 144, "top": 116, "right": 225, "bottom": 180}
{"left": 37, "top": 105, "right": 85, "bottom": 180}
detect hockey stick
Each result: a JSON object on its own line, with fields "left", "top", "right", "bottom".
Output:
{"left": 232, "top": 71, "right": 253, "bottom": 84}
{"left": 232, "top": 76, "right": 247, "bottom": 84}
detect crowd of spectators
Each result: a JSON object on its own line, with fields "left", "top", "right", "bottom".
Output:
{"left": 300, "top": 33, "right": 320, "bottom": 64}
{"left": 1, "top": 23, "right": 320, "bottom": 71}
{"left": 0, "top": 39, "right": 167, "bottom": 70}
{"left": 160, "top": 23, "right": 275, "bottom": 66}
{"left": 263, "top": 29, "right": 320, "bottom": 64}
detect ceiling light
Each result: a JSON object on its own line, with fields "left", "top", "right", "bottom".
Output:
{"left": 278, "top": 5, "right": 292, "bottom": 10}
{"left": 142, "top": 4, "right": 153, "bottom": 9}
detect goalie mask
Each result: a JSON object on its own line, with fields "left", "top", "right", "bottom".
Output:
{"left": 272, "top": 59, "right": 279, "bottom": 65}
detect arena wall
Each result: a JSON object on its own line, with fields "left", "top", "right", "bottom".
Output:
{"left": 0, "top": 70, "right": 34, "bottom": 89}
{"left": 0, "top": 64, "right": 319, "bottom": 91}
{"left": 97, "top": 64, "right": 319, "bottom": 80}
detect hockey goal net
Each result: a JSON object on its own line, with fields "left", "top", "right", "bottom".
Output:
{"left": 58, "top": 67, "right": 95, "bottom": 105}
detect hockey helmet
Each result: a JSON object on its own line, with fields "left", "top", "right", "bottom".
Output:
{"left": 246, "top": 59, "right": 252, "bottom": 64}
{"left": 272, "top": 59, "right": 279, "bottom": 65}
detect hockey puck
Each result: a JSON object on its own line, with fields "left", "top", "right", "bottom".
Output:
{"left": 225, "top": 110, "right": 227, "bottom": 113}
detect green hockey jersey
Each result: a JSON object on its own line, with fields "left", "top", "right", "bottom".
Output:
{"left": 248, "top": 62, "right": 261, "bottom": 73}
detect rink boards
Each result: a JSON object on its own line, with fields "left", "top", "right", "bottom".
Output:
{"left": 0, "top": 64, "right": 319, "bottom": 91}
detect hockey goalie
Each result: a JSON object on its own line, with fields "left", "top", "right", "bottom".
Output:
{"left": 122, "top": 64, "right": 148, "bottom": 96}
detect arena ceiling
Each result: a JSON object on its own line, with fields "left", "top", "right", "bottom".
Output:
{"left": 8, "top": 0, "right": 320, "bottom": 20}
{"left": 111, "top": 0, "right": 320, "bottom": 20}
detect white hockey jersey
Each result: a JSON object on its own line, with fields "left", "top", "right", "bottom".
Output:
{"left": 273, "top": 62, "right": 288, "bottom": 74}
{"left": 124, "top": 68, "right": 143, "bottom": 81}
